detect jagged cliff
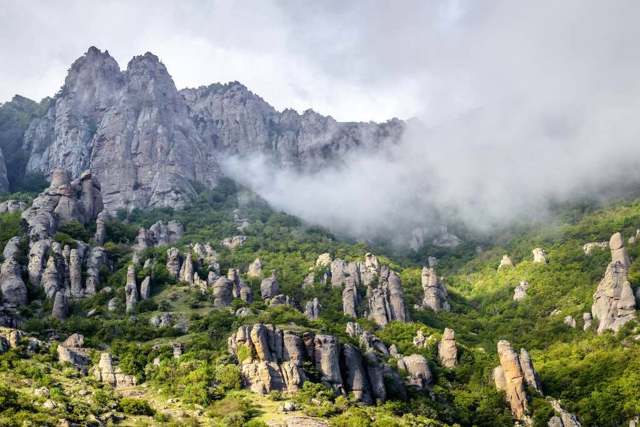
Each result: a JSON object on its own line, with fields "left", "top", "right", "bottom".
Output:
{"left": 0, "top": 47, "right": 403, "bottom": 208}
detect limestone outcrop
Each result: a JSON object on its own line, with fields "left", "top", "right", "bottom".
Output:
{"left": 397, "top": 354, "right": 432, "bottom": 390}
{"left": 342, "top": 277, "right": 359, "bottom": 318}
{"left": 228, "top": 323, "right": 409, "bottom": 403}
{"left": 124, "top": 264, "right": 138, "bottom": 313}
{"left": 166, "top": 247, "right": 182, "bottom": 279}
{"left": 420, "top": 267, "right": 450, "bottom": 312}
{"left": 93, "top": 352, "right": 137, "bottom": 388}
{"left": 212, "top": 276, "right": 234, "bottom": 308}
{"left": 304, "top": 298, "right": 321, "bottom": 321}
{"left": 548, "top": 399, "right": 582, "bottom": 427}
{"left": 519, "top": 348, "right": 542, "bottom": 394}
{"left": 0, "top": 200, "right": 27, "bottom": 213}
{"left": 57, "top": 333, "right": 90, "bottom": 372}
{"left": 494, "top": 340, "right": 534, "bottom": 423}
{"left": 532, "top": 248, "right": 547, "bottom": 264}
{"left": 21, "top": 169, "right": 103, "bottom": 241}
{"left": 367, "top": 266, "right": 408, "bottom": 327}
{"left": 0, "top": 256, "right": 27, "bottom": 307}
{"left": 221, "top": 235, "right": 247, "bottom": 250}
{"left": 514, "top": 280, "right": 530, "bottom": 301}
{"left": 498, "top": 255, "right": 514, "bottom": 270}
{"left": 592, "top": 233, "right": 636, "bottom": 334}
{"left": 582, "top": 241, "right": 608, "bottom": 255}
{"left": 27, "top": 239, "right": 50, "bottom": 287}
{"left": 437, "top": 328, "right": 457, "bottom": 368}
{"left": 139, "top": 276, "right": 151, "bottom": 300}
{"left": 178, "top": 252, "right": 194, "bottom": 284}
{"left": 260, "top": 272, "right": 279, "bottom": 299}
{"left": 247, "top": 258, "right": 263, "bottom": 278}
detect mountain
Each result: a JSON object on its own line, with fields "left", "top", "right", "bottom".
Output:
{"left": 1, "top": 47, "right": 403, "bottom": 212}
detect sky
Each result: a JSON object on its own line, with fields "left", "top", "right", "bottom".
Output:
{"left": 3, "top": 1, "right": 640, "bottom": 245}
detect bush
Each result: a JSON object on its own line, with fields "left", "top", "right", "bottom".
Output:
{"left": 57, "top": 220, "right": 90, "bottom": 242}
{"left": 119, "top": 397, "right": 154, "bottom": 416}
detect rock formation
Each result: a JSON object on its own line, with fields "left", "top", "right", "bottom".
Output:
{"left": 494, "top": 340, "right": 531, "bottom": 422}
{"left": 582, "top": 241, "right": 608, "bottom": 255}
{"left": 0, "top": 200, "right": 27, "bottom": 213}
{"left": 548, "top": 399, "right": 582, "bottom": 427}
{"left": 27, "top": 239, "right": 50, "bottom": 286}
{"left": 212, "top": 276, "right": 234, "bottom": 308}
{"left": 532, "top": 248, "right": 547, "bottom": 264}
{"left": 228, "top": 323, "right": 407, "bottom": 402}
{"left": 85, "top": 246, "right": 107, "bottom": 295}
{"left": 367, "top": 266, "right": 408, "bottom": 327}
{"left": 124, "top": 264, "right": 138, "bottom": 313}
{"left": 221, "top": 235, "right": 247, "bottom": 250}
{"left": 438, "top": 328, "right": 457, "bottom": 368}
{"left": 93, "top": 352, "right": 137, "bottom": 388}
{"left": 513, "top": 280, "right": 530, "bottom": 301}
{"left": 304, "top": 298, "right": 321, "bottom": 321}
{"left": 21, "top": 169, "right": 103, "bottom": 241}
{"left": 260, "top": 272, "right": 279, "bottom": 299}
{"left": 582, "top": 312, "right": 592, "bottom": 330}
{"left": 498, "top": 255, "right": 514, "bottom": 270}
{"left": 247, "top": 258, "right": 263, "bottom": 278}
{"left": 592, "top": 233, "right": 636, "bottom": 333}
{"left": 178, "top": 252, "right": 194, "bottom": 284}
{"left": 315, "top": 253, "right": 332, "bottom": 268}
{"left": 420, "top": 267, "right": 450, "bottom": 312}
{"left": 139, "top": 276, "right": 151, "bottom": 300}
{"left": 397, "top": 354, "right": 432, "bottom": 390}
{"left": 342, "top": 277, "right": 359, "bottom": 318}
{"left": 57, "top": 333, "right": 89, "bottom": 371}
{"left": 166, "top": 247, "right": 182, "bottom": 279}
{"left": 68, "top": 249, "right": 83, "bottom": 298}
{"left": 0, "top": 256, "right": 27, "bottom": 307}
{"left": 563, "top": 315, "right": 576, "bottom": 328}
{"left": 519, "top": 348, "right": 542, "bottom": 394}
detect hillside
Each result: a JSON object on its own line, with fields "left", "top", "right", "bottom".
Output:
{"left": 0, "top": 171, "right": 638, "bottom": 427}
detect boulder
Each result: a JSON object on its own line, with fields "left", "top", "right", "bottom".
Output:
{"left": 549, "top": 399, "right": 582, "bottom": 427}
{"left": 212, "top": 277, "right": 234, "bottom": 308}
{"left": 342, "top": 343, "right": 372, "bottom": 404}
{"left": 498, "top": 255, "right": 514, "bottom": 270}
{"left": 150, "top": 312, "right": 173, "bottom": 328}
{"left": 420, "top": 267, "right": 450, "bottom": 312}
{"left": 563, "top": 315, "right": 576, "bottom": 328}
{"left": 368, "top": 267, "right": 408, "bottom": 326}
{"left": 582, "top": 241, "right": 608, "bottom": 255}
{"left": 582, "top": 312, "right": 592, "bottom": 331}
{"left": 397, "top": 354, "right": 432, "bottom": 390}
{"left": 93, "top": 352, "right": 137, "bottom": 388}
{"left": 304, "top": 298, "right": 321, "bottom": 321}
{"left": 314, "top": 334, "right": 343, "bottom": 392}
{"left": 437, "top": 328, "right": 457, "bottom": 368}
{"left": 513, "top": 280, "right": 530, "bottom": 301}
{"left": 532, "top": 248, "right": 547, "bottom": 264}
{"left": 0, "top": 200, "right": 27, "bottom": 213}
{"left": 260, "top": 272, "right": 279, "bottom": 299}
{"left": 221, "top": 235, "right": 247, "bottom": 250}
{"left": 0, "top": 257, "right": 27, "bottom": 307}
{"left": 247, "top": 258, "right": 263, "bottom": 278}
{"left": 57, "top": 333, "right": 89, "bottom": 371}
{"left": 149, "top": 220, "right": 184, "bottom": 246}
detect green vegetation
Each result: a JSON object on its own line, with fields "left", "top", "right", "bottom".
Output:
{"left": 1, "top": 180, "right": 639, "bottom": 426}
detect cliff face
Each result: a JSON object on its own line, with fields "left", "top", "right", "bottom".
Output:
{"left": 6, "top": 47, "right": 403, "bottom": 212}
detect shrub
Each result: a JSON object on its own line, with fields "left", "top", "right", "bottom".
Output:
{"left": 119, "top": 397, "right": 154, "bottom": 416}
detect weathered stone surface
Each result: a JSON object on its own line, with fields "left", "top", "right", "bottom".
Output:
{"left": 498, "top": 255, "right": 514, "bottom": 270}
{"left": 610, "top": 232, "right": 631, "bottom": 267}
{"left": 212, "top": 277, "right": 234, "bottom": 308}
{"left": 549, "top": 399, "right": 582, "bottom": 427}
{"left": 51, "top": 290, "right": 68, "bottom": 320}
{"left": 0, "top": 200, "right": 27, "bottom": 213}
{"left": 139, "top": 276, "right": 151, "bottom": 300}
{"left": 221, "top": 235, "right": 247, "bottom": 250}
{"left": 93, "top": 352, "right": 137, "bottom": 388}
{"left": 178, "top": 252, "right": 194, "bottom": 284}
{"left": 0, "top": 257, "right": 27, "bottom": 307}
{"left": 85, "top": 246, "right": 107, "bottom": 295}
{"left": 421, "top": 267, "right": 450, "bottom": 312}
{"left": 514, "top": 280, "right": 530, "bottom": 301}
{"left": 94, "top": 211, "right": 108, "bottom": 245}
{"left": 260, "top": 272, "right": 279, "bottom": 299}
{"left": 438, "top": 328, "right": 457, "bottom": 368}
{"left": 582, "top": 241, "right": 608, "bottom": 255}
{"left": 149, "top": 220, "right": 184, "bottom": 246}
{"left": 304, "top": 298, "right": 321, "bottom": 321}
{"left": 342, "top": 277, "right": 358, "bottom": 318}
{"left": 69, "top": 249, "right": 82, "bottom": 298}
{"left": 519, "top": 348, "right": 542, "bottom": 394}
{"left": 532, "top": 248, "right": 548, "bottom": 264}
{"left": 314, "top": 334, "right": 343, "bottom": 392}
{"left": 149, "top": 312, "right": 173, "bottom": 328}
{"left": 368, "top": 267, "right": 408, "bottom": 326}
{"left": 27, "top": 239, "right": 50, "bottom": 287}
{"left": 397, "top": 354, "right": 432, "bottom": 390}
{"left": 269, "top": 294, "right": 293, "bottom": 307}
{"left": 166, "top": 247, "right": 182, "bottom": 279}
{"left": 592, "top": 260, "right": 636, "bottom": 334}
{"left": 343, "top": 343, "right": 372, "bottom": 404}
{"left": 124, "top": 264, "right": 138, "bottom": 313}
{"left": 496, "top": 340, "right": 528, "bottom": 421}
{"left": 247, "top": 258, "right": 262, "bottom": 278}
{"left": 21, "top": 169, "right": 102, "bottom": 241}
{"left": 315, "top": 253, "right": 332, "bottom": 268}
{"left": 2, "top": 236, "right": 21, "bottom": 260}
{"left": 57, "top": 333, "right": 88, "bottom": 370}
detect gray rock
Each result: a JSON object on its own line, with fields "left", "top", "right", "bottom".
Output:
{"left": 367, "top": 266, "right": 408, "bottom": 326}
{"left": 150, "top": 312, "right": 173, "bottom": 328}
{"left": 519, "top": 348, "right": 542, "bottom": 394}
{"left": 0, "top": 257, "right": 27, "bottom": 307}
{"left": 27, "top": 239, "right": 50, "bottom": 286}
{"left": 582, "top": 241, "right": 608, "bottom": 255}
{"left": 421, "top": 267, "right": 450, "bottom": 312}
{"left": 609, "top": 232, "right": 631, "bottom": 267}
{"left": 247, "top": 258, "right": 262, "bottom": 278}
{"left": 513, "top": 280, "right": 530, "bottom": 301}
{"left": 342, "top": 277, "right": 358, "bottom": 318}
{"left": 41, "top": 256, "right": 61, "bottom": 299}
{"left": 313, "top": 334, "right": 343, "bottom": 392}
{"left": 212, "top": 277, "right": 234, "bottom": 308}
{"left": 563, "top": 315, "right": 576, "bottom": 328}
{"left": 532, "top": 248, "right": 548, "bottom": 264}
{"left": 107, "top": 297, "right": 118, "bottom": 312}
{"left": 397, "top": 354, "right": 432, "bottom": 390}
{"left": 592, "top": 259, "right": 636, "bottom": 334}
{"left": 139, "top": 276, "right": 151, "bottom": 300}
{"left": 178, "top": 252, "right": 194, "bottom": 284}
{"left": 51, "top": 291, "right": 68, "bottom": 320}
{"left": 0, "top": 200, "right": 27, "bottom": 213}
{"left": 438, "top": 328, "right": 457, "bottom": 368}
{"left": 304, "top": 298, "right": 321, "bottom": 321}
{"left": 69, "top": 249, "right": 82, "bottom": 298}
{"left": 85, "top": 246, "right": 107, "bottom": 295}
{"left": 260, "top": 271, "right": 279, "bottom": 299}
{"left": 498, "top": 255, "right": 514, "bottom": 270}
{"left": 2, "top": 236, "right": 21, "bottom": 260}
{"left": 93, "top": 352, "right": 137, "bottom": 388}
{"left": 124, "top": 264, "right": 138, "bottom": 313}
{"left": 166, "top": 247, "right": 181, "bottom": 279}
{"left": 221, "top": 235, "right": 247, "bottom": 250}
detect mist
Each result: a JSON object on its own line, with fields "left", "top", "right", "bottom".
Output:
{"left": 223, "top": 1, "right": 640, "bottom": 246}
